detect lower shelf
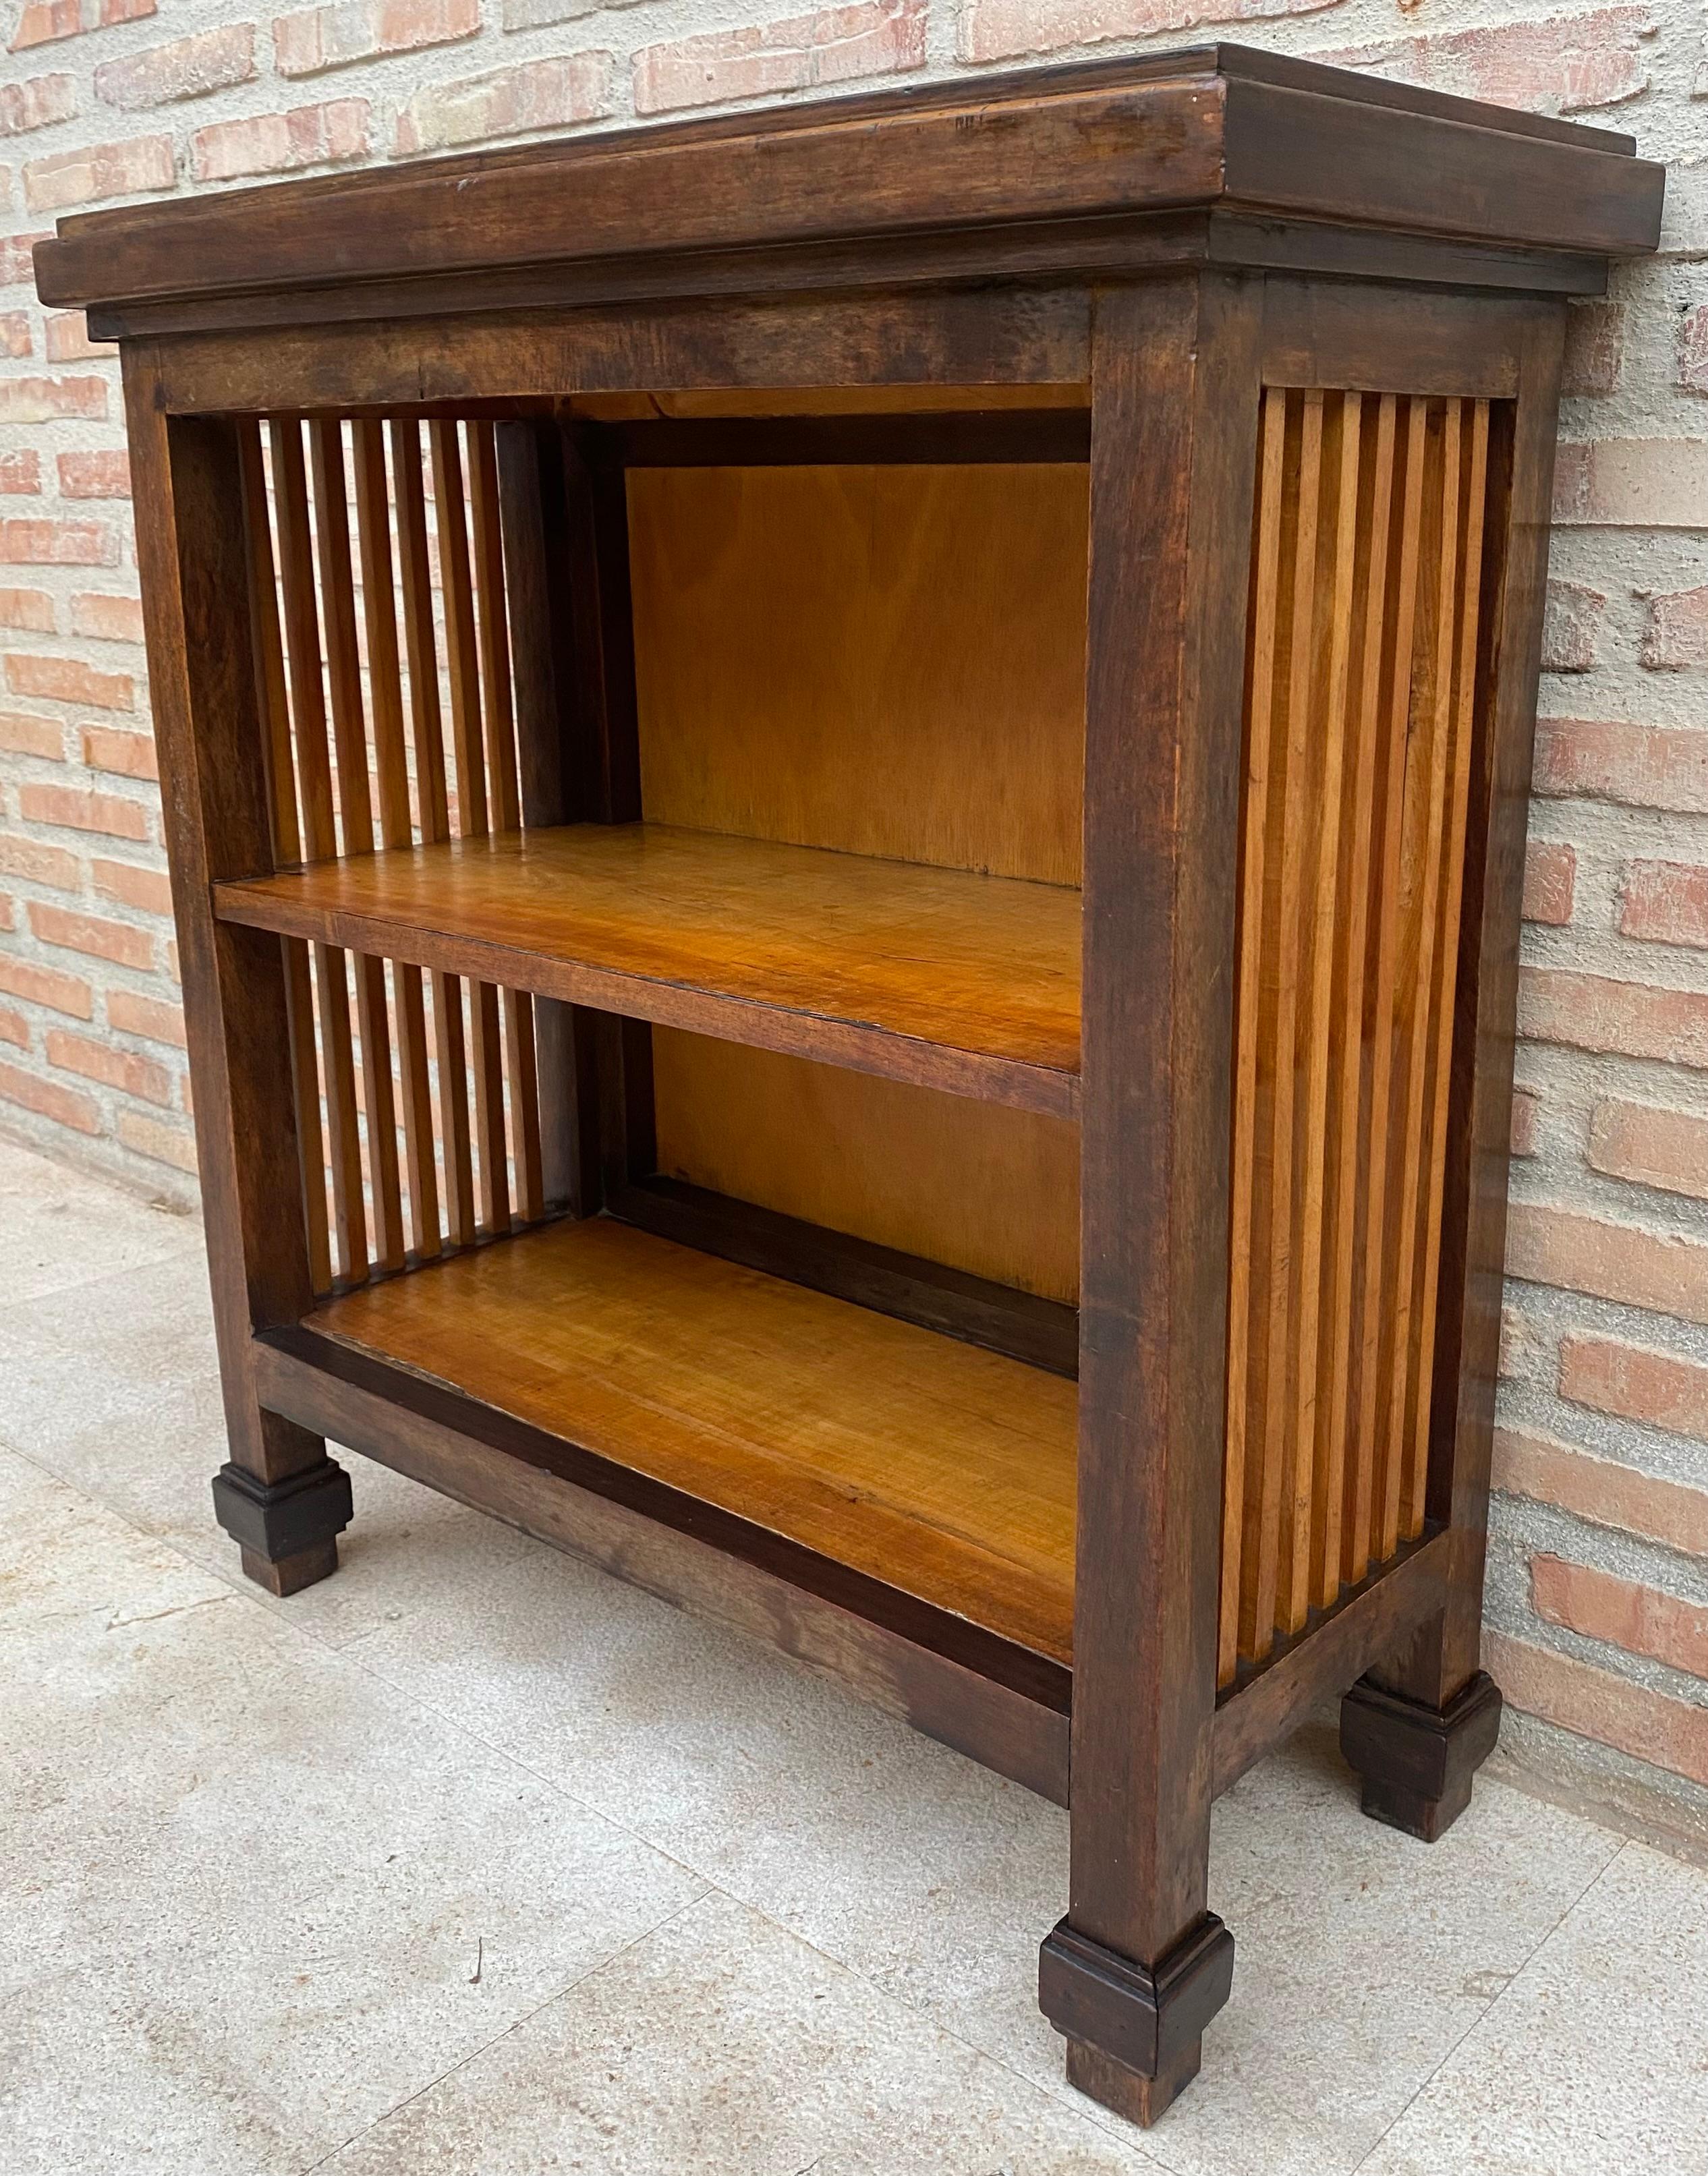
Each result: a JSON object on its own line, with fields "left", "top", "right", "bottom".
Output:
{"left": 305, "top": 1214, "right": 1079, "bottom": 1669}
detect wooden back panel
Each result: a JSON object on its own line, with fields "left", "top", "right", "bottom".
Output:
{"left": 1219, "top": 386, "right": 1502, "bottom": 1684}
{"left": 240, "top": 413, "right": 546, "bottom": 1291}
{"left": 629, "top": 462, "right": 1087, "bottom": 1298}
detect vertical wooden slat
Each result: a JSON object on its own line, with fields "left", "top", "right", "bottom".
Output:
{"left": 353, "top": 418, "right": 440, "bottom": 1262}
{"left": 1286, "top": 390, "right": 1362, "bottom": 1630}
{"left": 393, "top": 418, "right": 473, "bottom": 1248}
{"left": 1315, "top": 393, "right": 1397, "bottom": 1609}
{"left": 1379, "top": 401, "right": 1464, "bottom": 1567}
{"left": 310, "top": 418, "right": 401, "bottom": 1277}
{"left": 1405, "top": 400, "right": 1492, "bottom": 1537}
{"left": 431, "top": 420, "right": 509, "bottom": 1237}
{"left": 1345, "top": 397, "right": 1429, "bottom": 1590}
{"left": 1219, "top": 387, "right": 1286, "bottom": 1688}
{"left": 470, "top": 418, "right": 544, "bottom": 1225}
{"left": 272, "top": 415, "right": 365, "bottom": 1285}
{"left": 238, "top": 420, "right": 329, "bottom": 1297}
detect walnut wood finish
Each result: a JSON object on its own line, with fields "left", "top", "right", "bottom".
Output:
{"left": 67, "top": 47, "right": 1653, "bottom": 2132}
{"left": 215, "top": 822, "right": 1082, "bottom": 1119}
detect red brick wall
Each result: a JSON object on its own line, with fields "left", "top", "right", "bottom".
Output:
{"left": 2, "top": 0, "right": 1705, "bottom": 1839}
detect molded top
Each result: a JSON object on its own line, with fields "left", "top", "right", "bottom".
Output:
{"left": 34, "top": 44, "right": 1663, "bottom": 326}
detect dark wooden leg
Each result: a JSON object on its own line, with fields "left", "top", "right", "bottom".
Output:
{"left": 1040, "top": 272, "right": 1259, "bottom": 2127}
{"left": 124, "top": 380, "right": 345, "bottom": 1593}
{"left": 1342, "top": 1639, "right": 1503, "bottom": 1841}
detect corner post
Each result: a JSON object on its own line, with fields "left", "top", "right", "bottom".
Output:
{"left": 1041, "top": 273, "right": 1260, "bottom": 2125}
{"left": 124, "top": 357, "right": 349, "bottom": 1596}
{"left": 1340, "top": 304, "right": 1568, "bottom": 1840}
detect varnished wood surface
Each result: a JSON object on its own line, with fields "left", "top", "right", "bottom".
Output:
{"left": 652, "top": 1031, "right": 1081, "bottom": 1305}
{"left": 1218, "top": 386, "right": 1499, "bottom": 1686}
{"left": 36, "top": 48, "right": 1661, "bottom": 329}
{"left": 216, "top": 822, "right": 1083, "bottom": 1116}
{"left": 630, "top": 464, "right": 1087, "bottom": 885}
{"left": 309, "top": 1213, "right": 1079, "bottom": 1664}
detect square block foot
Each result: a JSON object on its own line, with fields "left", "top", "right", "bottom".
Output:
{"left": 1340, "top": 1669, "right": 1502, "bottom": 1843}
{"left": 1066, "top": 2034, "right": 1201, "bottom": 2127}
{"left": 239, "top": 1539, "right": 339, "bottom": 1597}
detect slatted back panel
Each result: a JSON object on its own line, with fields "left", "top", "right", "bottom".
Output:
{"left": 237, "top": 414, "right": 547, "bottom": 1295}
{"left": 1219, "top": 388, "right": 1500, "bottom": 1686}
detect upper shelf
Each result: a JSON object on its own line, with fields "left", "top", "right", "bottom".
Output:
{"left": 34, "top": 47, "right": 1663, "bottom": 334}
{"left": 215, "top": 822, "right": 1082, "bottom": 1120}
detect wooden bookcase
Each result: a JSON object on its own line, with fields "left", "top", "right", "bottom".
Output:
{"left": 35, "top": 47, "right": 1661, "bottom": 2124}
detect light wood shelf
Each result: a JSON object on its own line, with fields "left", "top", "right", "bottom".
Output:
{"left": 215, "top": 822, "right": 1081, "bottom": 1118}
{"left": 308, "top": 1212, "right": 1079, "bottom": 1664}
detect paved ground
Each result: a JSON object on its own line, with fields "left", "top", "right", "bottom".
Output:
{"left": 2, "top": 1131, "right": 1704, "bottom": 2175}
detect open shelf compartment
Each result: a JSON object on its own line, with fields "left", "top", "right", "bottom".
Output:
{"left": 304, "top": 1210, "right": 1079, "bottom": 1671}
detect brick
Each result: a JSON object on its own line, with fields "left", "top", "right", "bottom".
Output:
{"left": 1506, "top": 1201, "right": 1708, "bottom": 1327}
{"left": 45, "top": 1023, "right": 171, "bottom": 1104}
{"left": 0, "top": 588, "right": 54, "bottom": 631}
{"left": 117, "top": 1105, "right": 197, "bottom": 1173}
{"left": 1532, "top": 1555, "right": 1708, "bottom": 1681}
{"left": 80, "top": 723, "right": 155, "bottom": 778}
{"left": 1315, "top": 9, "right": 1652, "bottom": 115}
{"left": 91, "top": 854, "right": 170, "bottom": 914}
{"left": 1510, "top": 1085, "right": 1540, "bottom": 1157}
{"left": 69, "top": 592, "right": 142, "bottom": 644}
{"left": 95, "top": 24, "right": 254, "bottom": 108}
{"left": 1589, "top": 1099, "right": 1708, "bottom": 1203}
{"left": 9, "top": 0, "right": 156, "bottom": 51}
{"left": 191, "top": 98, "right": 370, "bottom": 183}
{"left": 0, "top": 72, "right": 76, "bottom": 134}
{"left": 107, "top": 987, "right": 184, "bottom": 1047}
{"left": 0, "top": 449, "right": 42, "bottom": 492}
{"left": 1519, "top": 967, "right": 1708, "bottom": 1070}
{"left": 0, "top": 514, "right": 117, "bottom": 569}
{"left": 965, "top": 0, "right": 1328, "bottom": 61}
{"left": 1622, "top": 859, "right": 1708, "bottom": 948}
{"left": 5, "top": 651, "right": 132, "bottom": 710}
{"left": 0, "top": 312, "right": 31, "bottom": 362}
{"left": 0, "top": 232, "right": 50, "bottom": 284}
{"left": 1522, "top": 840, "right": 1576, "bottom": 925}
{"left": 275, "top": 0, "right": 479, "bottom": 76}
{"left": 1560, "top": 1329, "right": 1708, "bottom": 1438}
{"left": 0, "top": 1054, "right": 99, "bottom": 1133}
{"left": 1643, "top": 584, "right": 1708, "bottom": 670}
{"left": 1485, "top": 1629, "right": 1708, "bottom": 1789}
{"left": 0, "top": 830, "right": 78, "bottom": 888}
{"left": 1495, "top": 1424, "right": 1708, "bottom": 1553}
{"left": 1680, "top": 304, "right": 1708, "bottom": 397}
{"left": 395, "top": 55, "right": 610, "bottom": 154}
{"left": 27, "top": 896, "right": 152, "bottom": 969}
{"left": 24, "top": 133, "right": 173, "bottom": 211}
{"left": 1554, "top": 439, "right": 1708, "bottom": 528}
{"left": 0, "top": 710, "right": 64, "bottom": 759}
{"left": 0, "top": 892, "right": 13, "bottom": 930}
{"left": 635, "top": 0, "right": 923, "bottom": 113}
{"left": 0, "top": 952, "right": 91, "bottom": 1016}
{"left": 17, "top": 780, "right": 147, "bottom": 838}
{"left": 1534, "top": 718, "right": 1708, "bottom": 812}
{"left": 56, "top": 449, "right": 130, "bottom": 498}
{"left": 1540, "top": 579, "right": 1603, "bottom": 672}
{"left": 0, "top": 376, "right": 106, "bottom": 424}
{"left": 0, "top": 1003, "right": 26, "bottom": 1048}
{"left": 1562, "top": 299, "right": 1624, "bottom": 396}
{"left": 44, "top": 310, "right": 110, "bottom": 362}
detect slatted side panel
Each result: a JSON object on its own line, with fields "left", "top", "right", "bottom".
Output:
{"left": 1218, "top": 388, "right": 1498, "bottom": 1687}
{"left": 236, "top": 415, "right": 548, "bottom": 1295}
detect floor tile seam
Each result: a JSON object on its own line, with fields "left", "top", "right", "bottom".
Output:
{"left": 289, "top": 1889, "right": 716, "bottom": 2176}
{"left": 1340, "top": 1837, "right": 1636, "bottom": 2175}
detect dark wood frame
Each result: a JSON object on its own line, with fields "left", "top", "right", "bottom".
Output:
{"left": 49, "top": 46, "right": 1660, "bottom": 2128}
